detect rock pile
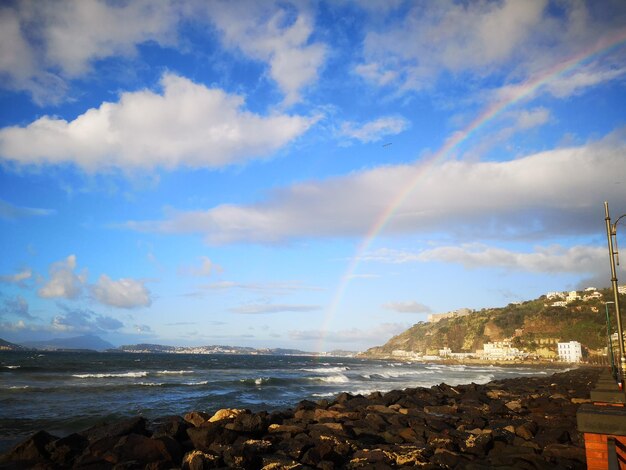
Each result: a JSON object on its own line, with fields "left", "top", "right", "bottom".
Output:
{"left": 0, "top": 367, "right": 599, "bottom": 469}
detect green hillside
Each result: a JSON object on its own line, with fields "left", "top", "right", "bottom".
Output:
{"left": 362, "top": 288, "right": 625, "bottom": 359}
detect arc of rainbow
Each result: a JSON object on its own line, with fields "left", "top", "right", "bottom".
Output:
{"left": 316, "top": 28, "right": 626, "bottom": 354}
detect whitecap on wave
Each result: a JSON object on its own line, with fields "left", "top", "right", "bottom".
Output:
{"left": 300, "top": 366, "right": 349, "bottom": 373}
{"left": 316, "top": 374, "right": 349, "bottom": 384}
{"left": 72, "top": 371, "right": 149, "bottom": 378}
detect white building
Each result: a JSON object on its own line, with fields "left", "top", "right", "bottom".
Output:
{"left": 480, "top": 341, "right": 524, "bottom": 360}
{"left": 558, "top": 341, "right": 582, "bottom": 363}
{"left": 546, "top": 292, "right": 565, "bottom": 300}
{"left": 566, "top": 291, "right": 581, "bottom": 302}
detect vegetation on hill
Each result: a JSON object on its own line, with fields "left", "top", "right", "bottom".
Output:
{"left": 363, "top": 288, "right": 625, "bottom": 358}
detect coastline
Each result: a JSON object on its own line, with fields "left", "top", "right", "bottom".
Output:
{"left": 1, "top": 367, "right": 598, "bottom": 469}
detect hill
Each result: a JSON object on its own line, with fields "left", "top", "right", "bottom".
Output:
{"left": 0, "top": 338, "right": 28, "bottom": 351}
{"left": 362, "top": 288, "right": 624, "bottom": 360}
{"left": 21, "top": 334, "right": 114, "bottom": 352}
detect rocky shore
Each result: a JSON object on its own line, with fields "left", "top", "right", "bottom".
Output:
{"left": 0, "top": 367, "right": 599, "bottom": 469}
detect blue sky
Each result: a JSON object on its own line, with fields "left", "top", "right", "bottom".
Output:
{"left": 1, "top": 0, "right": 625, "bottom": 352}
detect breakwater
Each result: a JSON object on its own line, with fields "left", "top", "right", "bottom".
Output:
{"left": 0, "top": 367, "right": 598, "bottom": 468}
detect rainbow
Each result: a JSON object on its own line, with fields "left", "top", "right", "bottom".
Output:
{"left": 316, "top": 28, "right": 626, "bottom": 354}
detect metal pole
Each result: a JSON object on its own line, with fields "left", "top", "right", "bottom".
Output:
{"left": 605, "top": 201, "right": 626, "bottom": 389}
{"left": 606, "top": 301, "right": 617, "bottom": 380}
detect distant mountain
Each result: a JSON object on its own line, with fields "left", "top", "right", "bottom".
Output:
{"left": 22, "top": 334, "right": 114, "bottom": 352}
{"left": 0, "top": 338, "right": 28, "bottom": 351}
{"left": 116, "top": 343, "right": 334, "bottom": 356}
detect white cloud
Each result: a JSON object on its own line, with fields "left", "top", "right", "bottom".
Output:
{"left": 0, "top": 0, "right": 179, "bottom": 105}
{"left": 91, "top": 275, "right": 152, "bottom": 309}
{"left": 180, "top": 256, "right": 223, "bottom": 277}
{"left": 0, "top": 199, "right": 55, "bottom": 220}
{"left": 514, "top": 107, "right": 551, "bottom": 130}
{"left": 356, "top": 0, "right": 626, "bottom": 97}
{"left": 38, "top": 255, "right": 87, "bottom": 299}
{"left": 383, "top": 301, "right": 432, "bottom": 314}
{"left": 339, "top": 116, "right": 409, "bottom": 143}
{"left": 358, "top": 0, "right": 548, "bottom": 90}
{"left": 0, "top": 73, "right": 316, "bottom": 171}
{"left": 363, "top": 244, "right": 605, "bottom": 275}
{"left": 229, "top": 303, "right": 320, "bottom": 314}
{"left": 205, "top": 1, "right": 326, "bottom": 105}
{"left": 126, "top": 132, "right": 626, "bottom": 243}
{"left": 544, "top": 64, "right": 626, "bottom": 99}
{"left": 0, "top": 268, "right": 32, "bottom": 284}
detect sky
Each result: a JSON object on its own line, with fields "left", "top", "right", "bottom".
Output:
{"left": 1, "top": 0, "right": 626, "bottom": 352}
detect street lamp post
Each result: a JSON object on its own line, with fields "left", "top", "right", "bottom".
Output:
{"left": 604, "top": 201, "right": 626, "bottom": 389}
{"left": 606, "top": 301, "right": 617, "bottom": 380}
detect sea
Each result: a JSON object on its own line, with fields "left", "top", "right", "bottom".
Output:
{"left": 0, "top": 351, "right": 566, "bottom": 452}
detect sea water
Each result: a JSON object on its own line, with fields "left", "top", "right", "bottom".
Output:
{"left": 0, "top": 351, "right": 564, "bottom": 451}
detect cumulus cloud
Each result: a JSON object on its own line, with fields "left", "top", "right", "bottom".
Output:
{"left": 0, "top": 268, "right": 32, "bottom": 284}
{"left": 339, "top": 116, "right": 409, "bottom": 143}
{"left": 125, "top": 133, "right": 626, "bottom": 243}
{"left": 362, "top": 244, "right": 605, "bottom": 275}
{"left": 0, "top": 199, "right": 55, "bottom": 220}
{"left": 91, "top": 275, "right": 152, "bottom": 309}
{"left": 0, "top": 296, "right": 36, "bottom": 320}
{"left": 0, "top": 73, "right": 316, "bottom": 171}
{"left": 0, "top": 0, "right": 179, "bottom": 104}
{"left": 383, "top": 301, "right": 432, "bottom": 314}
{"left": 205, "top": 1, "right": 326, "bottom": 105}
{"left": 51, "top": 306, "right": 123, "bottom": 333}
{"left": 229, "top": 303, "right": 320, "bottom": 314}
{"left": 38, "top": 255, "right": 87, "bottom": 299}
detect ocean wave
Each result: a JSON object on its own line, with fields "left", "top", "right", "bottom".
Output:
{"left": 239, "top": 377, "right": 287, "bottom": 386}
{"left": 156, "top": 370, "right": 192, "bottom": 375}
{"left": 72, "top": 371, "right": 149, "bottom": 378}
{"left": 316, "top": 374, "right": 349, "bottom": 384}
{"left": 361, "top": 369, "right": 433, "bottom": 380}
{"left": 3, "top": 365, "right": 21, "bottom": 369}
{"left": 300, "top": 367, "right": 349, "bottom": 373}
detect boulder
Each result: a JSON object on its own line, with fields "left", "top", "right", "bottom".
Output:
{"left": 80, "top": 416, "right": 148, "bottom": 442}
{"left": 208, "top": 408, "right": 246, "bottom": 423}
{"left": 46, "top": 432, "right": 88, "bottom": 465}
{"left": 0, "top": 430, "right": 57, "bottom": 466}
{"left": 181, "top": 449, "right": 221, "bottom": 469}
{"left": 184, "top": 411, "right": 211, "bottom": 427}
